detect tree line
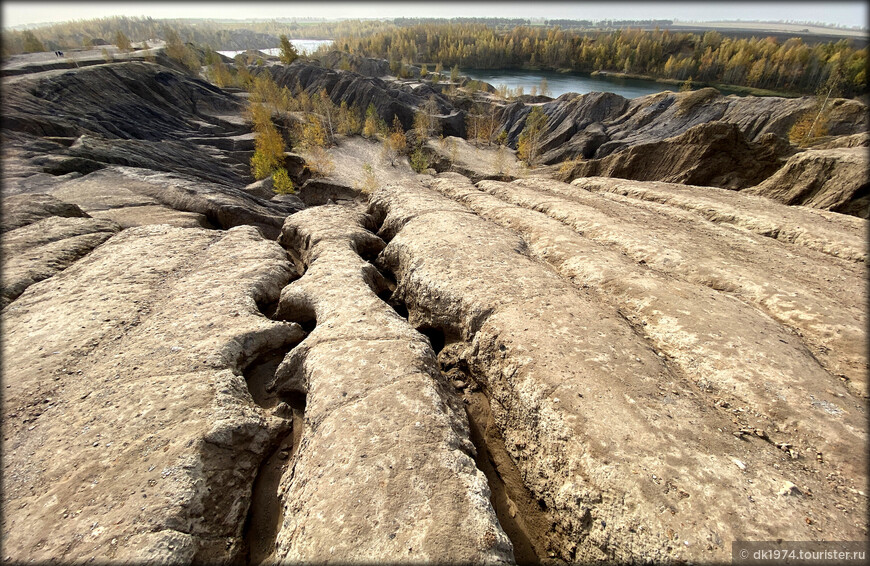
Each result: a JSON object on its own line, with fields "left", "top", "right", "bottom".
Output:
{"left": 5, "top": 17, "right": 864, "bottom": 96}
{"left": 333, "top": 23, "right": 867, "bottom": 96}
{"left": 1, "top": 16, "right": 395, "bottom": 56}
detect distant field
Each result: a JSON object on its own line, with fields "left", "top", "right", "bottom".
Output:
{"left": 670, "top": 20, "right": 866, "bottom": 39}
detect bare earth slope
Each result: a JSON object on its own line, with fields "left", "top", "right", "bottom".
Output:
{"left": 743, "top": 147, "right": 870, "bottom": 218}
{"left": 2, "top": 224, "right": 304, "bottom": 562}
{"left": 1, "top": 53, "right": 867, "bottom": 564}
{"left": 368, "top": 178, "right": 867, "bottom": 562}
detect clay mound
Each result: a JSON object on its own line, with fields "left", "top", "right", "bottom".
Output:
{"left": 495, "top": 89, "right": 867, "bottom": 165}
{"left": 559, "top": 122, "right": 789, "bottom": 189}
{"left": 2, "top": 61, "right": 241, "bottom": 141}
{"left": 743, "top": 147, "right": 870, "bottom": 218}
{"left": 266, "top": 61, "right": 465, "bottom": 136}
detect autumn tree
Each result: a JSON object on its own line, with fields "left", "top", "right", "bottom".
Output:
{"left": 312, "top": 89, "right": 339, "bottom": 144}
{"left": 338, "top": 101, "right": 362, "bottom": 135}
{"left": 279, "top": 34, "right": 299, "bottom": 65}
{"left": 163, "top": 26, "right": 200, "bottom": 74}
{"left": 516, "top": 106, "right": 548, "bottom": 166}
{"left": 413, "top": 94, "right": 441, "bottom": 141}
{"left": 21, "top": 31, "right": 45, "bottom": 53}
{"left": 114, "top": 30, "right": 132, "bottom": 51}
{"left": 249, "top": 102, "right": 287, "bottom": 181}
{"left": 207, "top": 55, "right": 234, "bottom": 88}
{"left": 363, "top": 103, "right": 384, "bottom": 138}
{"left": 382, "top": 116, "right": 408, "bottom": 166}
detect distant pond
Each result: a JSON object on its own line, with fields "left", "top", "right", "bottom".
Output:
{"left": 464, "top": 68, "right": 744, "bottom": 99}
{"left": 218, "top": 39, "right": 333, "bottom": 58}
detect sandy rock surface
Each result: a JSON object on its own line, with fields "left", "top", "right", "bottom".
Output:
{"left": 1, "top": 215, "right": 120, "bottom": 308}
{"left": 368, "top": 179, "right": 867, "bottom": 562}
{"left": 2, "top": 224, "right": 303, "bottom": 563}
{"left": 266, "top": 205, "right": 513, "bottom": 563}
{"left": 743, "top": 147, "right": 870, "bottom": 218}
{"left": 571, "top": 176, "right": 867, "bottom": 263}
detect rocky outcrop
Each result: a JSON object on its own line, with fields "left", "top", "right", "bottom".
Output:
{"left": 368, "top": 178, "right": 867, "bottom": 562}
{"left": 1, "top": 58, "right": 262, "bottom": 197}
{"left": 1, "top": 224, "right": 305, "bottom": 563}
{"left": 265, "top": 61, "right": 466, "bottom": 136}
{"left": 49, "top": 166, "right": 300, "bottom": 238}
{"left": 558, "top": 122, "right": 791, "bottom": 189}
{"left": 572, "top": 176, "right": 867, "bottom": 263}
{"left": 266, "top": 205, "right": 512, "bottom": 563}
{"left": 2, "top": 61, "right": 242, "bottom": 141}
{"left": 743, "top": 147, "right": 870, "bottom": 218}
{"left": 496, "top": 88, "right": 866, "bottom": 165}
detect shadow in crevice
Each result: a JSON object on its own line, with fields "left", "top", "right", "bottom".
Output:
{"left": 417, "top": 325, "right": 446, "bottom": 355}
{"left": 255, "top": 299, "right": 279, "bottom": 320}
{"left": 241, "top": 345, "right": 307, "bottom": 565}
{"left": 436, "top": 344, "right": 564, "bottom": 566}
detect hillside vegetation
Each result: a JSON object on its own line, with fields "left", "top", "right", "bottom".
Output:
{"left": 336, "top": 23, "right": 867, "bottom": 97}
{"left": 4, "top": 17, "right": 866, "bottom": 97}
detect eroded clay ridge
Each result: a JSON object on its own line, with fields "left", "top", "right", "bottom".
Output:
{"left": 571, "top": 176, "right": 868, "bottom": 263}
{"left": 368, "top": 180, "right": 867, "bottom": 562}
{"left": 266, "top": 204, "right": 513, "bottom": 563}
{"left": 428, "top": 172, "right": 865, "bottom": 460}
{"left": 1, "top": 223, "right": 305, "bottom": 563}
{"left": 473, "top": 176, "right": 867, "bottom": 398}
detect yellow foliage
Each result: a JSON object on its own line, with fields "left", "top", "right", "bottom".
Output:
{"left": 249, "top": 102, "right": 285, "bottom": 179}
{"left": 788, "top": 106, "right": 830, "bottom": 147}
{"left": 356, "top": 163, "right": 378, "bottom": 194}
{"left": 338, "top": 101, "right": 362, "bottom": 135}
{"left": 272, "top": 168, "right": 295, "bottom": 194}
{"left": 363, "top": 104, "right": 380, "bottom": 138}
{"left": 517, "top": 106, "right": 548, "bottom": 166}
{"left": 249, "top": 73, "right": 282, "bottom": 106}
{"left": 409, "top": 148, "right": 429, "bottom": 173}
{"left": 297, "top": 115, "right": 327, "bottom": 150}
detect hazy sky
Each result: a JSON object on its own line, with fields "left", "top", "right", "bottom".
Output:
{"left": 3, "top": 1, "right": 867, "bottom": 29}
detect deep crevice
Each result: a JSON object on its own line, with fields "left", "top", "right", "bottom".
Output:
{"left": 255, "top": 299, "right": 279, "bottom": 320}
{"left": 436, "top": 345, "right": 561, "bottom": 566}
{"left": 365, "top": 222, "right": 560, "bottom": 563}
{"left": 417, "top": 326, "right": 447, "bottom": 355}
{"left": 240, "top": 345, "right": 308, "bottom": 566}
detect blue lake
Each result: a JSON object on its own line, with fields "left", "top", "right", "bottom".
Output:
{"left": 465, "top": 68, "right": 724, "bottom": 99}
